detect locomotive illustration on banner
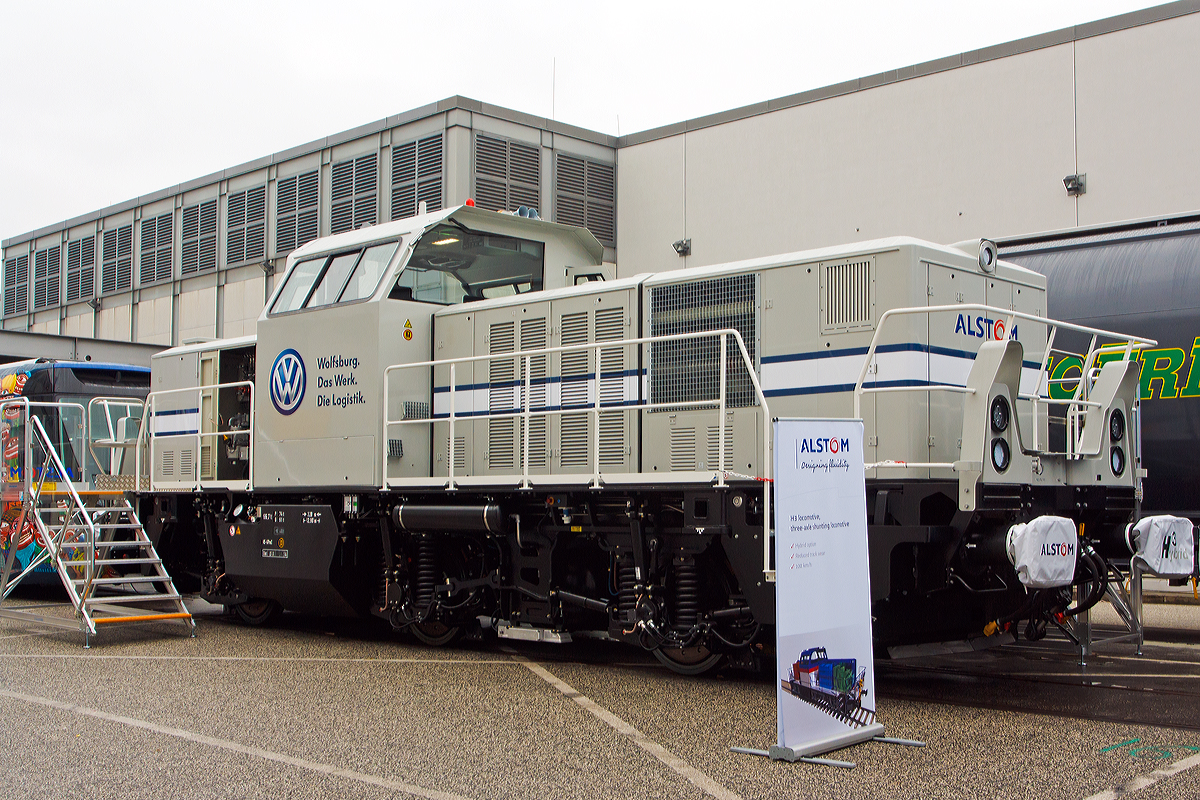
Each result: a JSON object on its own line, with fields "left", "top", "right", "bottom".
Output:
{"left": 133, "top": 203, "right": 1167, "bottom": 673}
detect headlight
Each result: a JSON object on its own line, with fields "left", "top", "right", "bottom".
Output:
{"left": 1109, "top": 408, "right": 1125, "bottom": 442}
{"left": 990, "top": 395, "right": 1010, "bottom": 433}
{"left": 991, "top": 437, "right": 1011, "bottom": 473}
{"left": 1110, "top": 445, "right": 1125, "bottom": 477}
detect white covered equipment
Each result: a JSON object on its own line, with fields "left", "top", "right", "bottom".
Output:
{"left": 1006, "top": 516, "right": 1078, "bottom": 588}
{"left": 1126, "top": 515, "right": 1196, "bottom": 578}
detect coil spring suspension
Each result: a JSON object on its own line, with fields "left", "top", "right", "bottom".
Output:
{"left": 616, "top": 557, "right": 638, "bottom": 624}
{"left": 672, "top": 556, "right": 700, "bottom": 634}
{"left": 414, "top": 535, "right": 438, "bottom": 612}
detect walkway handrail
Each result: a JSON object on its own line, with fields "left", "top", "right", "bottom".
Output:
{"left": 136, "top": 380, "right": 255, "bottom": 491}
{"left": 383, "top": 327, "right": 777, "bottom": 580}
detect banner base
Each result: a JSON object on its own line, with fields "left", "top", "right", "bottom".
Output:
{"left": 769, "top": 723, "right": 886, "bottom": 761}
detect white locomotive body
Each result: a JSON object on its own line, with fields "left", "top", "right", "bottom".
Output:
{"left": 139, "top": 206, "right": 1150, "bottom": 669}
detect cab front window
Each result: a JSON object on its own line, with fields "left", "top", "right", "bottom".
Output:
{"left": 389, "top": 225, "right": 544, "bottom": 305}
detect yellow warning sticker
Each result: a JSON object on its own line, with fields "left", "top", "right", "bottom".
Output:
{"left": 404, "top": 319, "right": 412, "bottom": 329}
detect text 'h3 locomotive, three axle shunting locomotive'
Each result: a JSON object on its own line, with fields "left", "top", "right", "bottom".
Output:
{"left": 132, "top": 204, "right": 1173, "bottom": 673}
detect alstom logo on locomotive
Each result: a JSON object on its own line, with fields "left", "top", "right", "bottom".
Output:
{"left": 1040, "top": 541, "right": 1075, "bottom": 557}
{"left": 798, "top": 437, "right": 850, "bottom": 454}
{"left": 955, "top": 313, "right": 1018, "bottom": 341}
{"left": 270, "top": 349, "right": 306, "bottom": 415}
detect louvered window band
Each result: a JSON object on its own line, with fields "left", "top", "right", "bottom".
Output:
{"left": 474, "top": 134, "right": 540, "bottom": 215}
{"left": 392, "top": 133, "right": 443, "bottom": 220}
{"left": 227, "top": 186, "right": 266, "bottom": 265}
{"left": 555, "top": 153, "right": 615, "bottom": 246}
{"left": 102, "top": 225, "right": 133, "bottom": 294}
{"left": 649, "top": 274, "right": 758, "bottom": 410}
{"left": 277, "top": 170, "right": 319, "bottom": 254}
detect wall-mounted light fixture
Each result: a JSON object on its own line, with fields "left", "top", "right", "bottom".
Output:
{"left": 672, "top": 238, "right": 692, "bottom": 257}
{"left": 1063, "top": 174, "right": 1086, "bottom": 197}
{"left": 260, "top": 260, "right": 275, "bottom": 276}
{"left": 87, "top": 298, "right": 101, "bottom": 311}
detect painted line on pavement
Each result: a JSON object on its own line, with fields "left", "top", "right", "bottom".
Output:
{"left": 1084, "top": 750, "right": 1200, "bottom": 800}
{"left": 514, "top": 655, "right": 744, "bottom": 800}
{"left": 0, "top": 687, "right": 472, "bottom": 800}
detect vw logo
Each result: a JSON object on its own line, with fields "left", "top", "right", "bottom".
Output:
{"left": 270, "top": 349, "right": 306, "bottom": 415}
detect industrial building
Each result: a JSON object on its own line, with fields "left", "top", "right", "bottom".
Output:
{"left": 2, "top": 0, "right": 1198, "bottom": 353}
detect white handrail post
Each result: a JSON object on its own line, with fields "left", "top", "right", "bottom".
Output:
{"left": 717, "top": 333, "right": 727, "bottom": 487}
{"left": 522, "top": 354, "right": 532, "bottom": 488}
{"left": 448, "top": 363, "right": 457, "bottom": 489}
{"left": 592, "top": 342, "right": 601, "bottom": 488}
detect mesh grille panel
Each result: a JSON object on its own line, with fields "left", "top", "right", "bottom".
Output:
{"left": 649, "top": 274, "right": 757, "bottom": 410}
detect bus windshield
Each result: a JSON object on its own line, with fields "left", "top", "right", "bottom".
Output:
{"left": 389, "top": 224, "right": 545, "bottom": 304}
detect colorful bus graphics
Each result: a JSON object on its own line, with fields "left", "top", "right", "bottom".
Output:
{"left": 0, "top": 360, "right": 150, "bottom": 583}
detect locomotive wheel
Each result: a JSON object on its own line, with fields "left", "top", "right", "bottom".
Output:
{"left": 233, "top": 598, "right": 283, "bottom": 626}
{"left": 410, "top": 620, "right": 461, "bottom": 646}
{"left": 653, "top": 644, "right": 724, "bottom": 676}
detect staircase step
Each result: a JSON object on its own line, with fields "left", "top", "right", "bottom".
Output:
{"left": 61, "top": 557, "right": 162, "bottom": 567}
{"left": 57, "top": 541, "right": 148, "bottom": 550}
{"left": 92, "top": 612, "right": 192, "bottom": 625}
{"left": 84, "top": 593, "right": 182, "bottom": 605}
{"left": 73, "top": 575, "right": 164, "bottom": 586}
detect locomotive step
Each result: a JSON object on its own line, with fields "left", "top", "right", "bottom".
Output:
{"left": 71, "top": 575, "right": 166, "bottom": 586}
{"left": 83, "top": 593, "right": 182, "bottom": 604}
{"left": 61, "top": 557, "right": 163, "bottom": 567}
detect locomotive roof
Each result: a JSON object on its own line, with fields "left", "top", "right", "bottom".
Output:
{"left": 641, "top": 235, "right": 1046, "bottom": 290}
{"left": 287, "top": 204, "right": 605, "bottom": 264}
{"left": 152, "top": 334, "right": 257, "bottom": 360}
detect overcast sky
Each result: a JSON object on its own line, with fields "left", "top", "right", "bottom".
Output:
{"left": 0, "top": 0, "right": 1164, "bottom": 243}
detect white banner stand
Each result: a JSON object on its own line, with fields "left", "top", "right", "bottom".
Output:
{"left": 734, "top": 418, "right": 923, "bottom": 769}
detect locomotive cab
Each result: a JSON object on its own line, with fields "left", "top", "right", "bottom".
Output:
{"left": 253, "top": 205, "right": 604, "bottom": 489}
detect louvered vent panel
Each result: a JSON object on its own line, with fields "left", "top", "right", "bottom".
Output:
{"left": 329, "top": 152, "right": 378, "bottom": 232}
{"left": 706, "top": 424, "right": 735, "bottom": 470}
{"left": 822, "top": 259, "right": 873, "bottom": 331}
{"left": 417, "top": 134, "right": 442, "bottom": 177}
{"left": 162, "top": 450, "right": 175, "bottom": 477}
{"left": 140, "top": 213, "right": 173, "bottom": 284}
{"left": 244, "top": 186, "right": 266, "bottom": 260}
{"left": 559, "top": 311, "right": 590, "bottom": 407}
{"left": 445, "top": 437, "right": 466, "bottom": 471}
{"left": 599, "top": 413, "right": 625, "bottom": 467}
{"left": 66, "top": 236, "right": 95, "bottom": 302}
{"left": 277, "top": 171, "right": 319, "bottom": 252}
{"left": 402, "top": 401, "right": 430, "bottom": 420}
{"left": 475, "top": 135, "right": 507, "bottom": 178}
{"left": 33, "top": 246, "right": 61, "bottom": 309}
{"left": 390, "top": 141, "right": 417, "bottom": 220}
{"left": 509, "top": 142, "right": 539, "bottom": 187}
{"left": 554, "top": 154, "right": 615, "bottom": 245}
{"left": 200, "top": 445, "right": 213, "bottom": 480}
{"left": 474, "top": 178, "right": 507, "bottom": 212}
{"left": 181, "top": 200, "right": 217, "bottom": 276}
{"left": 560, "top": 414, "right": 588, "bottom": 468}
{"left": 649, "top": 274, "right": 758, "bottom": 410}
{"left": 670, "top": 428, "right": 697, "bottom": 471}
{"left": 330, "top": 159, "right": 355, "bottom": 234}
{"left": 488, "top": 321, "right": 517, "bottom": 471}
{"left": 520, "top": 317, "right": 548, "bottom": 469}
{"left": 4, "top": 254, "right": 28, "bottom": 315}
{"left": 102, "top": 226, "right": 132, "bottom": 294}
{"left": 180, "top": 448, "right": 194, "bottom": 479}
{"left": 227, "top": 186, "right": 266, "bottom": 265}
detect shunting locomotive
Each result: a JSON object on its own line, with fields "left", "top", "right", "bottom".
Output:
{"left": 135, "top": 204, "right": 1158, "bottom": 673}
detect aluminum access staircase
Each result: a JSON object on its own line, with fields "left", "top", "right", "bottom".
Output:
{"left": 0, "top": 400, "right": 193, "bottom": 646}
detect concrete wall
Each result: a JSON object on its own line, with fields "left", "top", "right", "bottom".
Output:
{"left": 616, "top": 6, "right": 1200, "bottom": 275}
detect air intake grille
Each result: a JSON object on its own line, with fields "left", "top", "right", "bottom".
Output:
{"left": 649, "top": 274, "right": 758, "bottom": 410}
{"left": 821, "top": 258, "right": 873, "bottom": 331}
